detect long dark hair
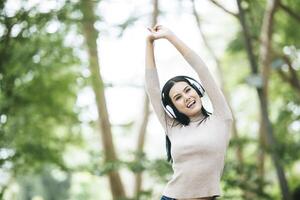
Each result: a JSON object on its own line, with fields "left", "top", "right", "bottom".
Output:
{"left": 161, "top": 76, "right": 211, "bottom": 163}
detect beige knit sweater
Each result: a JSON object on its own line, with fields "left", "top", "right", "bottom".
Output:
{"left": 144, "top": 49, "right": 233, "bottom": 199}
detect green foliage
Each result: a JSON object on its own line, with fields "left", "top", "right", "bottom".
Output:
{"left": 0, "top": 0, "right": 84, "bottom": 194}
{"left": 17, "top": 166, "right": 71, "bottom": 200}
{"left": 94, "top": 152, "right": 172, "bottom": 184}
{"left": 98, "top": 160, "right": 123, "bottom": 176}
{"left": 223, "top": 0, "right": 300, "bottom": 199}
{"left": 275, "top": 0, "right": 300, "bottom": 47}
{"left": 222, "top": 138, "right": 275, "bottom": 200}
{"left": 134, "top": 189, "right": 153, "bottom": 200}
{"left": 226, "top": 31, "right": 246, "bottom": 54}
{"left": 147, "top": 158, "right": 172, "bottom": 183}
{"left": 1, "top": 0, "right": 300, "bottom": 199}
{"left": 125, "top": 151, "right": 147, "bottom": 173}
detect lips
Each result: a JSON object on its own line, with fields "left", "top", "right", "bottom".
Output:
{"left": 186, "top": 100, "right": 196, "bottom": 108}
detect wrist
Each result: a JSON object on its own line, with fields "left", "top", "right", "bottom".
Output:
{"left": 165, "top": 32, "right": 176, "bottom": 41}
{"left": 146, "top": 41, "right": 154, "bottom": 48}
{"left": 146, "top": 38, "right": 154, "bottom": 45}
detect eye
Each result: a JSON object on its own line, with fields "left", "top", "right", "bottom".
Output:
{"left": 185, "top": 88, "right": 191, "bottom": 92}
{"left": 175, "top": 96, "right": 181, "bottom": 101}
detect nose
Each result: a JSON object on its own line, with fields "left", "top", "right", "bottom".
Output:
{"left": 184, "top": 94, "right": 192, "bottom": 102}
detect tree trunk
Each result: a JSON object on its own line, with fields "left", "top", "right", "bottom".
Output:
{"left": 258, "top": 117, "right": 266, "bottom": 192}
{"left": 257, "top": 0, "right": 279, "bottom": 194}
{"left": 80, "top": 1, "right": 126, "bottom": 199}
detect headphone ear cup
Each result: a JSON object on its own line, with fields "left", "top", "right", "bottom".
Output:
{"left": 165, "top": 105, "right": 176, "bottom": 118}
{"left": 161, "top": 92, "right": 176, "bottom": 118}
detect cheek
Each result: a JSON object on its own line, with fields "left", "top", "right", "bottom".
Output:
{"left": 197, "top": 99, "right": 202, "bottom": 106}
{"left": 173, "top": 100, "right": 186, "bottom": 110}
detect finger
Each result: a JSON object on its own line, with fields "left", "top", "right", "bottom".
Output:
{"left": 154, "top": 24, "right": 162, "bottom": 31}
{"left": 148, "top": 27, "right": 155, "bottom": 32}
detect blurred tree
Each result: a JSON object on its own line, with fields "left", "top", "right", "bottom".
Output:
{"left": 79, "top": 1, "right": 126, "bottom": 199}
{"left": 17, "top": 166, "right": 71, "bottom": 200}
{"left": 208, "top": 0, "right": 300, "bottom": 199}
{"left": 0, "top": 0, "right": 84, "bottom": 198}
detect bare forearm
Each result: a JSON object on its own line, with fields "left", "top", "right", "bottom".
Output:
{"left": 145, "top": 40, "right": 156, "bottom": 69}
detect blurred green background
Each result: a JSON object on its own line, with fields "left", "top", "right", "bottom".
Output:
{"left": 0, "top": 0, "right": 299, "bottom": 199}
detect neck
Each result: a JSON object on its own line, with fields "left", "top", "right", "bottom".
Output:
{"left": 190, "top": 111, "right": 206, "bottom": 123}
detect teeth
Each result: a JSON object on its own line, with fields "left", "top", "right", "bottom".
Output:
{"left": 187, "top": 100, "right": 195, "bottom": 108}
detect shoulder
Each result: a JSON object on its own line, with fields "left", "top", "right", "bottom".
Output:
{"left": 211, "top": 112, "right": 233, "bottom": 123}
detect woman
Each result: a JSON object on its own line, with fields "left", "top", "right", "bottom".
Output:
{"left": 145, "top": 25, "right": 233, "bottom": 200}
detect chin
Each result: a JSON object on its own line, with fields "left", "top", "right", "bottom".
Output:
{"left": 185, "top": 106, "right": 201, "bottom": 116}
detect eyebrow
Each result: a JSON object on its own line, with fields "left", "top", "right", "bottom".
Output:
{"left": 172, "top": 86, "right": 190, "bottom": 99}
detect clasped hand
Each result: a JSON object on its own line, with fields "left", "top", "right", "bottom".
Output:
{"left": 146, "top": 25, "right": 173, "bottom": 43}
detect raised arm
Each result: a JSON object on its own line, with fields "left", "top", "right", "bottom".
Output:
{"left": 164, "top": 27, "right": 232, "bottom": 120}
{"left": 144, "top": 34, "right": 172, "bottom": 131}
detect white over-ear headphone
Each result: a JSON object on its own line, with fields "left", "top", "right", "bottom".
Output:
{"left": 161, "top": 93, "right": 177, "bottom": 118}
{"left": 161, "top": 76, "right": 205, "bottom": 119}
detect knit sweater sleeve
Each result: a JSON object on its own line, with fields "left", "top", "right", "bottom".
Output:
{"left": 144, "top": 67, "right": 173, "bottom": 132}
{"left": 183, "top": 49, "right": 233, "bottom": 120}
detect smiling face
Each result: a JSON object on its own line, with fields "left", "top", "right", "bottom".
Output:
{"left": 169, "top": 81, "right": 202, "bottom": 118}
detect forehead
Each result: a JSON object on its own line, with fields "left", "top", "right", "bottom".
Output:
{"left": 169, "top": 81, "right": 190, "bottom": 96}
